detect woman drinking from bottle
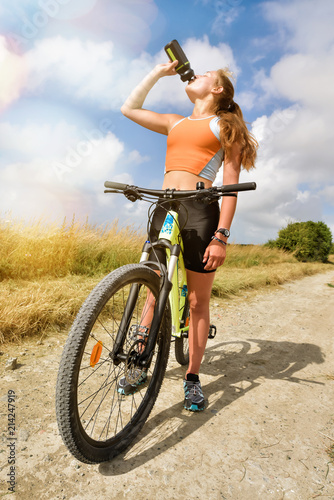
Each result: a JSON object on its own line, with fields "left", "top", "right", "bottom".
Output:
{"left": 120, "top": 58, "right": 258, "bottom": 411}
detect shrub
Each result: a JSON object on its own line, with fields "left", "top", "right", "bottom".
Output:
{"left": 270, "top": 221, "right": 332, "bottom": 262}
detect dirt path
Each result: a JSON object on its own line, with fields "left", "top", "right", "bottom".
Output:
{"left": 1, "top": 270, "right": 334, "bottom": 499}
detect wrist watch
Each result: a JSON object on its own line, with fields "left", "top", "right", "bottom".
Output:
{"left": 215, "top": 228, "right": 230, "bottom": 238}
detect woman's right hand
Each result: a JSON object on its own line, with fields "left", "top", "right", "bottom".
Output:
{"left": 154, "top": 60, "right": 179, "bottom": 78}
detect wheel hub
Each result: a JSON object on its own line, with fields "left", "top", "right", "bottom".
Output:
{"left": 124, "top": 340, "right": 146, "bottom": 384}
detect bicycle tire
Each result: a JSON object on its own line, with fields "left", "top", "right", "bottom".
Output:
{"left": 175, "top": 297, "right": 189, "bottom": 366}
{"left": 56, "top": 264, "right": 171, "bottom": 464}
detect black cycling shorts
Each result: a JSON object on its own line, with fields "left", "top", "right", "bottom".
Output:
{"left": 148, "top": 198, "right": 220, "bottom": 274}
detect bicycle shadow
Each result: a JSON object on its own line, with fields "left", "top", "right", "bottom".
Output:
{"left": 99, "top": 338, "right": 324, "bottom": 476}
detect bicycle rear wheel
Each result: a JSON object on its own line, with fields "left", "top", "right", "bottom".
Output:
{"left": 56, "top": 264, "right": 171, "bottom": 464}
{"left": 175, "top": 297, "right": 189, "bottom": 365}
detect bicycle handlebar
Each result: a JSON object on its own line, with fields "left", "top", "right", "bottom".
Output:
{"left": 104, "top": 180, "right": 256, "bottom": 200}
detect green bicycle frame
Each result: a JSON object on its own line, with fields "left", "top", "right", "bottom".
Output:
{"left": 140, "top": 209, "right": 189, "bottom": 340}
{"left": 159, "top": 210, "right": 188, "bottom": 339}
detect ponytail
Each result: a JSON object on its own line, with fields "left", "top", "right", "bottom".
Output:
{"left": 214, "top": 69, "right": 258, "bottom": 170}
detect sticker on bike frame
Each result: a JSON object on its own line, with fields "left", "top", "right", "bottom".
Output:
{"left": 160, "top": 213, "right": 174, "bottom": 236}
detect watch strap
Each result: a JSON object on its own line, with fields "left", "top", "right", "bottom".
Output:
{"left": 215, "top": 228, "right": 230, "bottom": 238}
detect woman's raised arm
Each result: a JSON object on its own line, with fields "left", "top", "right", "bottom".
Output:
{"left": 121, "top": 61, "right": 184, "bottom": 135}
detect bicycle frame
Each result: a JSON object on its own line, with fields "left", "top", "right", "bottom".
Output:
{"left": 140, "top": 208, "right": 188, "bottom": 338}
{"left": 104, "top": 179, "right": 257, "bottom": 368}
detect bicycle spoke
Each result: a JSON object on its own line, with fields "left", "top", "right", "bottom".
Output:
{"left": 75, "top": 280, "right": 156, "bottom": 440}
{"left": 85, "top": 366, "right": 114, "bottom": 436}
{"left": 56, "top": 264, "right": 171, "bottom": 463}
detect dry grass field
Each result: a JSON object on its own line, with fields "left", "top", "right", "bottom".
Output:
{"left": 0, "top": 217, "right": 332, "bottom": 343}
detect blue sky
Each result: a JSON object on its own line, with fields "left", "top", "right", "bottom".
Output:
{"left": 0, "top": 0, "right": 333, "bottom": 244}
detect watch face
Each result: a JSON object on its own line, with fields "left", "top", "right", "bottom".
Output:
{"left": 218, "top": 228, "right": 230, "bottom": 237}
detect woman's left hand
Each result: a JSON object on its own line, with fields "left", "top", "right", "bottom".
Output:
{"left": 203, "top": 240, "right": 227, "bottom": 271}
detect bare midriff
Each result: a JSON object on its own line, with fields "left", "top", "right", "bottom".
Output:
{"left": 162, "top": 170, "right": 213, "bottom": 191}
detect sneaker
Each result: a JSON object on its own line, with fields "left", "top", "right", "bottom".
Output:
{"left": 183, "top": 374, "right": 205, "bottom": 411}
{"left": 118, "top": 370, "right": 148, "bottom": 396}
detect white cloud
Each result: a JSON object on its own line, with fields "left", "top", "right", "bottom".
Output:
{"left": 252, "top": 68, "right": 281, "bottom": 107}
{"left": 234, "top": 0, "right": 334, "bottom": 242}
{"left": 197, "top": 0, "right": 244, "bottom": 32}
{"left": 262, "top": 0, "right": 334, "bottom": 53}
{"left": 236, "top": 100, "right": 332, "bottom": 242}
{"left": 25, "top": 37, "right": 115, "bottom": 101}
{"left": 184, "top": 36, "right": 238, "bottom": 75}
{"left": 0, "top": 120, "right": 148, "bottom": 222}
{"left": 65, "top": 0, "right": 158, "bottom": 51}
{"left": 270, "top": 50, "right": 334, "bottom": 110}
{"left": 52, "top": 0, "right": 98, "bottom": 21}
{"left": 236, "top": 90, "right": 258, "bottom": 111}
{"left": 21, "top": 35, "right": 238, "bottom": 112}
{"left": 252, "top": 1, "right": 334, "bottom": 111}
{"left": 320, "top": 186, "right": 334, "bottom": 206}
{"left": 0, "top": 120, "right": 78, "bottom": 158}
{"left": 0, "top": 37, "right": 27, "bottom": 110}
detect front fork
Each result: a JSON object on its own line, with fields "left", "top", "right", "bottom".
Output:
{"left": 137, "top": 242, "right": 180, "bottom": 367}
{"left": 111, "top": 240, "right": 180, "bottom": 368}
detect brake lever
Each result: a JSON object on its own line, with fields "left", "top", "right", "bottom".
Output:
{"left": 194, "top": 190, "right": 221, "bottom": 204}
{"left": 196, "top": 190, "right": 239, "bottom": 204}
{"left": 124, "top": 186, "right": 142, "bottom": 202}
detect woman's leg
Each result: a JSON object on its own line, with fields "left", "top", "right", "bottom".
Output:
{"left": 186, "top": 269, "right": 216, "bottom": 376}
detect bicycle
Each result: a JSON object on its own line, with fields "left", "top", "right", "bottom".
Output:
{"left": 56, "top": 180, "right": 256, "bottom": 464}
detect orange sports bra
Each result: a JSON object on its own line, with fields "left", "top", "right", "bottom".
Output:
{"left": 165, "top": 115, "right": 224, "bottom": 182}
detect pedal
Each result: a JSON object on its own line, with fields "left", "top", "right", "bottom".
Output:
{"left": 208, "top": 324, "right": 216, "bottom": 339}
{"left": 129, "top": 324, "right": 149, "bottom": 340}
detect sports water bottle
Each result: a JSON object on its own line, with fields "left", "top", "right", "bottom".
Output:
{"left": 164, "top": 39, "right": 195, "bottom": 82}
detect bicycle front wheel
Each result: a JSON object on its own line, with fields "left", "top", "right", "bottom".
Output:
{"left": 56, "top": 264, "right": 171, "bottom": 464}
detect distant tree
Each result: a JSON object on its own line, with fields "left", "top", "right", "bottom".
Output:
{"left": 266, "top": 221, "right": 333, "bottom": 262}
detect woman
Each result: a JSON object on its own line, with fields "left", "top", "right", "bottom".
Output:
{"left": 120, "top": 59, "right": 258, "bottom": 411}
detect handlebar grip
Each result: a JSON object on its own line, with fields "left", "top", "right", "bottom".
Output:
{"left": 104, "top": 181, "right": 128, "bottom": 190}
{"left": 222, "top": 182, "right": 256, "bottom": 192}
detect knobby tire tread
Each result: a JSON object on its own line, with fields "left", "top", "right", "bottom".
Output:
{"left": 56, "top": 264, "right": 171, "bottom": 464}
